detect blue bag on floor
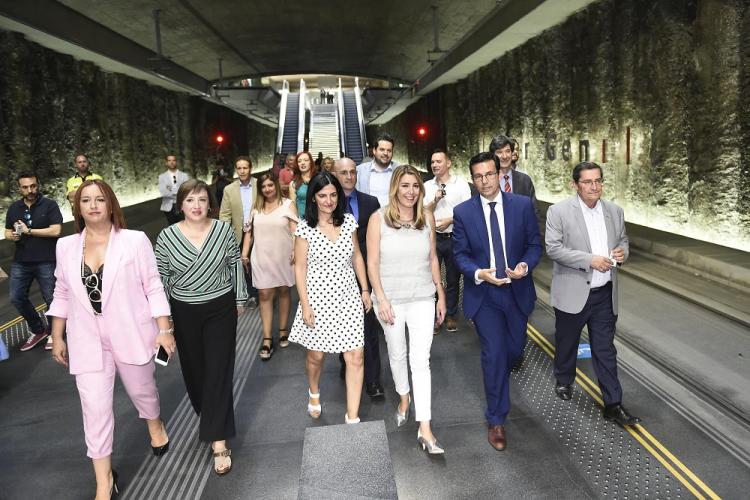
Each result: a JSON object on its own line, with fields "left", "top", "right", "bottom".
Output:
{"left": 0, "top": 337, "right": 8, "bottom": 362}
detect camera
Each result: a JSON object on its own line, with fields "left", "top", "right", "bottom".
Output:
{"left": 13, "top": 222, "right": 23, "bottom": 236}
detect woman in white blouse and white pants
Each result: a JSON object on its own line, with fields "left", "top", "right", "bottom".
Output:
{"left": 367, "top": 165, "right": 446, "bottom": 454}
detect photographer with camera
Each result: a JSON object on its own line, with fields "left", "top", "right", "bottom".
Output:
{"left": 4, "top": 172, "right": 62, "bottom": 351}
{"left": 423, "top": 149, "right": 471, "bottom": 334}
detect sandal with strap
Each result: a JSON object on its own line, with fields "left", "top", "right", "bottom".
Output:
{"left": 308, "top": 388, "right": 322, "bottom": 419}
{"left": 259, "top": 338, "right": 274, "bottom": 361}
{"left": 279, "top": 328, "right": 290, "bottom": 348}
{"left": 212, "top": 446, "right": 232, "bottom": 476}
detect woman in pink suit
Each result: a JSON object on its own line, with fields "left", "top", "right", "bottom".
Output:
{"left": 48, "top": 180, "right": 175, "bottom": 500}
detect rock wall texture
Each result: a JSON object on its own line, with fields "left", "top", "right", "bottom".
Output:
{"left": 0, "top": 31, "right": 276, "bottom": 222}
{"left": 375, "top": 0, "right": 750, "bottom": 251}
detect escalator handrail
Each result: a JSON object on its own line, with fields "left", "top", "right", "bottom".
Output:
{"left": 276, "top": 81, "right": 289, "bottom": 154}
{"left": 353, "top": 77, "right": 367, "bottom": 160}
{"left": 337, "top": 78, "right": 346, "bottom": 158}
{"left": 298, "top": 79, "right": 307, "bottom": 153}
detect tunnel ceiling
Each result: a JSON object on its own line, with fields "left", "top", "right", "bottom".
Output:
{"left": 58, "top": 0, "right": 499, "bottom": 83}
{"left": 0, "top": 0, "right": 597, "bottom": 124}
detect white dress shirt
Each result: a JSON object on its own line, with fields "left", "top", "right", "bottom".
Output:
{"left": 240, "top": 181, "right": 253, "bottom": 225}
{"left": 474, "top": 193, "right": 512, "bottom": 284}
{"left": 368, "top": 166, "right": 394, "bottom": 207}
{"left": 424, "top": 174, "right": 472, "bottom": 234}
{"left": 578, "top": 196, "right": 611, "bottom": 288}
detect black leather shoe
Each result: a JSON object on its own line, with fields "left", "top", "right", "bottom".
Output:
{"left": 603, "top": 404, "right": 641, "bottom": 427}
{"left": 555, "top": 382, "right": 572, "bottom": 401}
{"left": 365, "top": 382, "right": 385, "bottom": 399}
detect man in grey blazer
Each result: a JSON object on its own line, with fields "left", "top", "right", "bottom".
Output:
{"left": 489, "top": 135, "right": 538, "bottom": 215}
{"left": 545, "top": 161, "right": 640, "bottom": 427}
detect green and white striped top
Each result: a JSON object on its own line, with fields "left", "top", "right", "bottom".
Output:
{"left": 155, "top": 219, "right": 248, "bottom": 306}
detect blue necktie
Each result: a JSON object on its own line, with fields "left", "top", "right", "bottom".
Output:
{"left": 346, "top": 196, "right": 353, "bottom": 214}
{"left": 488, "top": 202, "right": 507, "bottom": 278}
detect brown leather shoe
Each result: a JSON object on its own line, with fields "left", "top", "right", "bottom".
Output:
{"left": 433, "top": 321, "right": 440, "bottom": 335}
{"left": 487, "top": 424, "right": 506, "bottom": 451}
{"left": 446, "top": 317, "right": 458, "bottom": 332}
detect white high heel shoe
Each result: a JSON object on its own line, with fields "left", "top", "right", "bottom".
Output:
{"left": 307, "top": 389, "right": 321, "bottom": 419}
{"left": 345, "top": 413, "right": 360, "bottom": 424}
{"left": 417, "top": 430, "right": 445, "bottom": 455}
{"left": 395, "top": 395, "right": 411, "bottom": 427}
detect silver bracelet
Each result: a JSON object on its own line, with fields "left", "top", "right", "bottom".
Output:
{"left": 158, "top": 328, "right": 174, "bottom": 335}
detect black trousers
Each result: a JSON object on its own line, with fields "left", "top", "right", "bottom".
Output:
{"left": 171, "top": 292, "right": 237, "bottom": 442}
{"left": 553, "top": 282, "right": 623, "bottom": 406}
{"left": 339, "top": 308, "right": 382, "bottom": 384}
{"left": 436, "top": 234, "right": 460, "bottom": 317}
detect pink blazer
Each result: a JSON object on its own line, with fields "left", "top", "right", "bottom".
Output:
{"left": 47, "top": 228, "right": 171, "bottom": 375}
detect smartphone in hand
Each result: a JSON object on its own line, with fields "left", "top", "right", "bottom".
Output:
{"left": 155, "top": 346, "right": 169, "bottom": 367}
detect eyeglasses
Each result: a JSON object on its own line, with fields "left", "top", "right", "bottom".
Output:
{"left": 577, "top": 179, "right": 604, "bottom": 186}
{"left": 23, "top": 211, "right": 32, "bottom": 229}
{"left": 471, "top": 171, "right": 498, "bottom": 183}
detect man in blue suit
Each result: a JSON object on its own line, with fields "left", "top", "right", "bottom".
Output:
{"left": 453, "top": 151, "right": 542, "bottom": 451}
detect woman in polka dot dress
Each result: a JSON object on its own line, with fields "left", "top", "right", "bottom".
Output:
{"left": 289, "top": 172, "right": 372, "bottom": 424}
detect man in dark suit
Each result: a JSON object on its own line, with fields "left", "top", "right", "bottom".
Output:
{"left": 453, "top": 152, "right": 542, "bottom": 451}
{"left": 334, "top": 157, "right": 385, "bottom": 399}
{"left": 546, "top": 161, "right": 640, "bottom": 427}
{"left": 489, "top": 135, "right": 538, "bottom": 215}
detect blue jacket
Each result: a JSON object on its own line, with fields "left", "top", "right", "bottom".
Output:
{"left": 452, "top": 192, "right": 542, "bottom": 319}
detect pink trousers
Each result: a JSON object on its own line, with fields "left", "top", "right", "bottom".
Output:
{"left": 75, "top": 344, "right": 160, "bottom": 459}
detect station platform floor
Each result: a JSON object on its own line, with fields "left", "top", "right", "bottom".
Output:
{"left": 1, "top": 285, "right": 748, "bottom": 499}
{"left": 1, "top": 198, "right": 749, "bottom": 499}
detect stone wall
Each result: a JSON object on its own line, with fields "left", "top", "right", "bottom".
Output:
{"left": 0, "top": 31, "right": 276, "bottom": 223}
{"left": 377, "top": 0, "right": 750, "bottom": 251}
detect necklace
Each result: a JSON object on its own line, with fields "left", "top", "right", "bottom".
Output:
{"left": 397, "top": 217, "right": 415, "bottom": 230}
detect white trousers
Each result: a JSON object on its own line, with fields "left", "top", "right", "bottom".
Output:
{"left": 377, "top": 299, "right": 435, "bottom": 422}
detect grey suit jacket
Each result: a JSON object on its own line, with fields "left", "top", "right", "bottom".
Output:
{"left": 545, "top": 196, "right": 628, "bottom": 315}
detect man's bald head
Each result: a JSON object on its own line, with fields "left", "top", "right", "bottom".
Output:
{"left": 334, "top": 157, "right": 357, "bottom": 193}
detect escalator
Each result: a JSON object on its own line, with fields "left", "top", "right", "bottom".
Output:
{"left": 279, "top": 92, "right": 300, "bottom": 155}
{"left": 341, "top": 90, "right": 364, "bottom": 163}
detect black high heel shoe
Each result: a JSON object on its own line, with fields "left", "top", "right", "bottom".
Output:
{"left": 151, "top": 421, "right": 170, "bottom": 457}
{"left": 110, "top": 469, "right": 120, "bottom": 498}
{"left": 152, "top": 440, "right": 170, "bottom": 456}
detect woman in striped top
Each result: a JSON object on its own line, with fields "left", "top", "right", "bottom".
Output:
{"left": 155, "top": 179, "right": 248, "bottom": 476}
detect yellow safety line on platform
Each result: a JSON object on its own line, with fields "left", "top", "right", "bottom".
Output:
{"left": 0, "top": 304, "right": 46, "bottom": 331}
{"left": 525, "top": 324, "right": 720, "bottom": 500}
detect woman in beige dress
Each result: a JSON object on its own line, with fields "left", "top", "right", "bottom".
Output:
{"left": 242, "top": 174, "right": 298, "bottom": 359}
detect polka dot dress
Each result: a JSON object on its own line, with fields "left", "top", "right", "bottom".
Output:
{"left": 289, "top": 213, "right": 364, "bottom": 353}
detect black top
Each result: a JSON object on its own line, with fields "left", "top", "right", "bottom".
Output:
{"left": 4, "top": 196, "right": 63, "bottom": 263}
{"left": 81, "top": 263, "right": 103, "bottom": 314}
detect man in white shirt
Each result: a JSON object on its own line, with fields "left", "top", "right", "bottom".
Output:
{"left": 158, "top": 155, "right": 190, "bottom": 225}
{"left": 355, "top": 133, "right": 399, "bottom": 206}
{"left": 424, "top": 149, "right": 471, "bottom": 334}
{"left": 219, "top": 156, "right": 258, "bottom": 309}
{"left": 545, "top": 161, "right": 640, "bottom": 427}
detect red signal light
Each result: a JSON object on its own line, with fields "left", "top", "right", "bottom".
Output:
{"left": 215, "top": 134, "right": 224, "bottom": 144}
{"left": 417, "top": 127, "right": 427, "bottom": 137}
